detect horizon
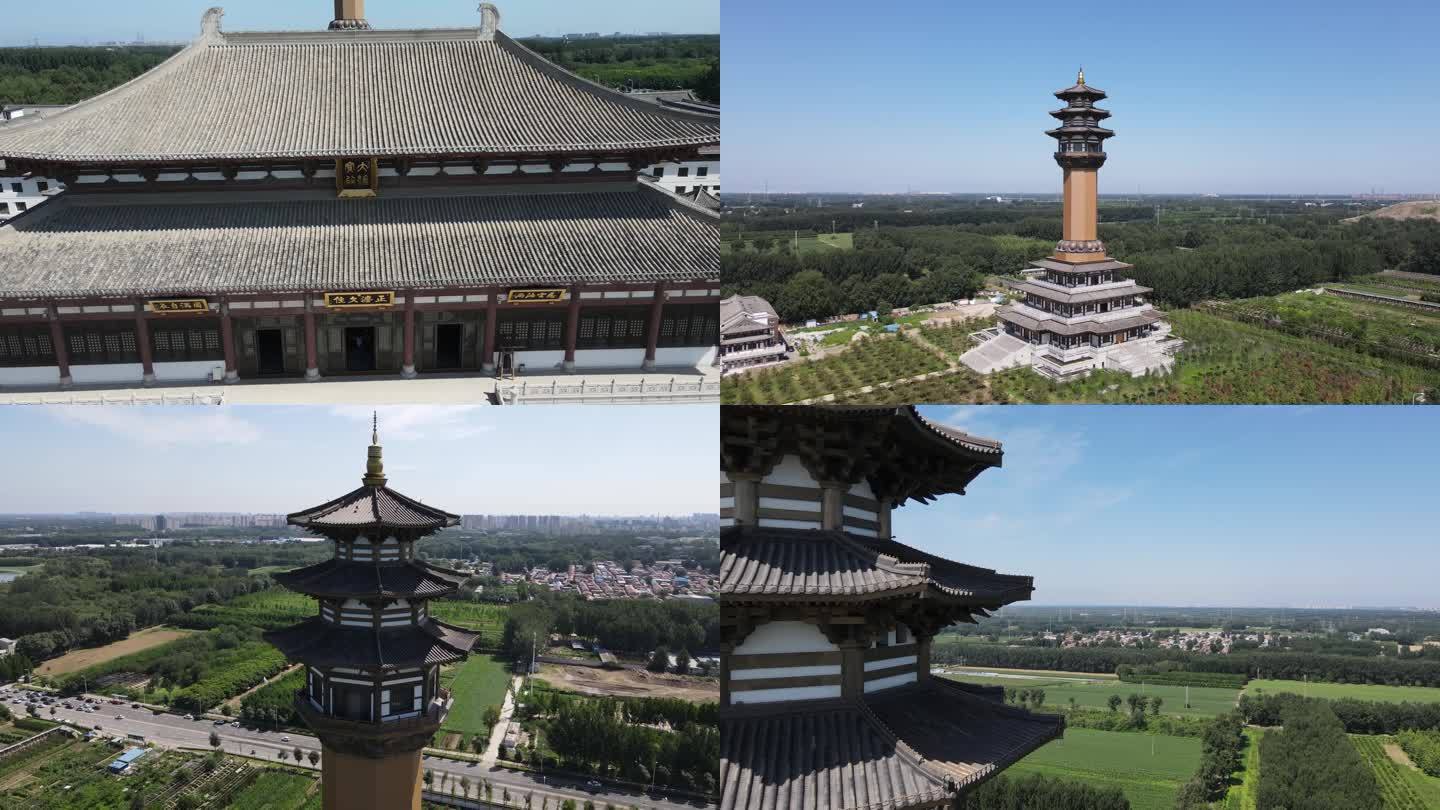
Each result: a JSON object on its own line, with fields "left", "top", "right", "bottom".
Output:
{"left": 1, "top": 0, "right": 719, "bottom": 46}
{"left": 892, "top": 406, "right": 1440, "bottom": 611}
{"left": 723, "top": 0, "right": 1440, "bottom": 195}
{"left": 0, "top": 405, "right": 718, "bottom": 516}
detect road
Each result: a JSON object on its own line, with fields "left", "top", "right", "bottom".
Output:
{"left": 10, "top": 691, "right": 712, "bottom": 810}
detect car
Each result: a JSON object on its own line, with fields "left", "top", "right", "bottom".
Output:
{"left": 214, "top": 719, "right": 227, "bottom": 725}
{"left": 93, "top": 724, "right": 102, "bottom": 730}
{"left": 586, "top": 780, "right": 602, "bottom": 789}
{"left": 280, "top": 736, "right": 291, "bottom": 742}
{"left": 183, "top": 714, "right": 194, "bottom": 721}
{"left": 131, "top": 703, "right": 140, "bottom": 708}
{"left": 230, "top": 721, "right": 240, "bottom": 727}
{"left": 114, "top": 715, "right": 123, "bottom": 720}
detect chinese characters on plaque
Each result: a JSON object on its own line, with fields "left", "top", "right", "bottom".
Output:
{"left": 324, "top": 291, "right": 396, "bottom": 309}
{"left": 146, "top": 298, "right": 209, "bottom": 313}
{"left": 336, "top": 157, "right": 379, "bottom": 198}
{"left": 507, "top": 288, "right": 567, "bottom": 303}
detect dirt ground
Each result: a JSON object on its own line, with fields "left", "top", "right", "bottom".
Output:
{"left": 1385, "top": 741, "right": 1418, "bottom": 768}
{"left": 37, "top": 626, "right": 195, "bottom": 676}
{"left": 538, "top": 664, "right": 719, "bottom": 703}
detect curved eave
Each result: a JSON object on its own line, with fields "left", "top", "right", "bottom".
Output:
{"left": 271, "top": 559, "right": 466, "bottom": 600}
{"left": 1050, "top": 107, "right": 1110, "bottom": 120}
{"left": 287, "top": 485, "right": 461, "bottom": 533}
{"left": 265, "top": 616, "right": 479, "bottom": 671}
{"left": 1045, "top": 126, "right": 1115, "bottom": 138}
{"left": 1054, "top": 84, "right": 1107, "bottom": 99}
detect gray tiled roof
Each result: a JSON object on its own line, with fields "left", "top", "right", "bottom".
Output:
{"left": 1008, "top": 278, "right": 1151, "bottom": 304}
{"left": 720, "top": 686, "right": 1063, "bottom": 810}
{"left": 720, "top": 294, "right": 779, "bottom": 333}
{"left": 997, "top": 305, "right": 1163, "bottom": 336}
{"left": 1029, "top": 258, "right": 1133, "bottom": 275}
{"left": 272, "top": 559, "right": 466, "bottom": 600}
{"left": 264, "top": 616, "right": 478, "bottom": 670}
{"left": 720, "top": 527, "right": 1035, "bottom": 604}
{"left": 0, "top": 183, "right": 718, "bottom": 298}
{"left": 288, "top": 485, "right": 460, "bottom": 532}
{"left": 0, "top": 23, "right": 718, "bottom": 163}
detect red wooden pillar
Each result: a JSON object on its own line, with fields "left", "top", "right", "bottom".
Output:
{"left": 643, "top": 282, "right": 667, "bottom": 371}
{"left": 47, "top": 305, "right": 71, "bottom": 388}
{"left": 220, "top": 301, "right": 239, "bottom": 384}
{"left": 304, "top": 304, "right": 320, "bottom": 381}
{"left": 401, "top": 297, "right": 417, "bottom": 379}
{"left": 482, "top": 293, "right": 498, "bottom": 374}
{"left": 562, "top": 286, "right": 582, "bottom": 372}
{"left": 135, "top": 308, "right": 155, "bottom": 386}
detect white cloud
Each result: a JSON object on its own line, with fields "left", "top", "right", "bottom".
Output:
{"left": 329, "top": 405, "right": 494, "bottom": 441}
{"left": 50, "top": 406, "right": 262, "bottom": 446}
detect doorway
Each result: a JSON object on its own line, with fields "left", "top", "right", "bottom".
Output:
{"left": 435, "top": 323, "right": 463, "bottom": 370}
{"left": 257, "top": 329, "right": 285, "bottom": 375}
{"left": 498, "top": 351, "right": 516, "bottom": 377}
{"left": 345, "top": 326, "right": 376, "bottom": 372}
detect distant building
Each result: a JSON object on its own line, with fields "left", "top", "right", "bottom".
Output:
{"left": 0, "top": 638, "right": 17, "bottom": 657}
{"left": 720, "top": 294, "right": 788, "bottom": 374}
{"left": 632, "top": 91, "right": 720, "bottom": 199}
{"left": 108, "top": 747, "right": 147, "bottom": 774}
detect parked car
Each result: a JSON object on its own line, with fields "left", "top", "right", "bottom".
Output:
{"left": 131, "top": 703, "right": 140, "bottom": 708}
{"left": 184, "top": 714, "right": 194, "bottom": 721}
{"left": 214, "top": 719, "right": 227, "bottom": 725}
{"left": 280, "top": 736, "right": 291, "bottom": 742}
{"left": 586, "top": 780, "right": 602, "bottom": 790}
{"left": 114, "top": 714, "right": 123, "bottom": 720}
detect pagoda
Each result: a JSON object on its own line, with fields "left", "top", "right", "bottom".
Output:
{"left": 719, "top": 405, "right": 1063, "bottom": 809}
{"left": 265, "top": 416, "right": 478, "bottom": 810}
{"left": 963, "top": 70, "right": 1179, "bottom": 380}
{"left": 0, "top": 2, "right": 719, "bottom": 392}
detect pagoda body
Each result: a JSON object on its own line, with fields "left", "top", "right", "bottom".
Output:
{"left": 265, "top": 421, "right": 478, "bottom": 810}
{"left": 0, "top": 3, "right": 719, "bottom": 392}
{"left": 963, "top": 72, "right": 1180, "bottom": 381}
{"left": 719, "top": 406, "right": 1063, "bottom": 809}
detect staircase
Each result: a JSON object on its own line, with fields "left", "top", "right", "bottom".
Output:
{"left": 960, "top": 332, "right": 1033, "bottom": 374}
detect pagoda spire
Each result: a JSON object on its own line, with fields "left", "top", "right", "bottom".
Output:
{"left": 1077, "top": 66, "right": 1084, "bottom": 85}
{"left": 362, "top": 411, "right": 386, "bottom": 487}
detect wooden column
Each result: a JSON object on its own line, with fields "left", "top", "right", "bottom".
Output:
{"left": 562, "top": 286, "right": 582, "bottom": 371}
{"left": 642, "top": 282, "right": 666, "bottom": 371}
{"left": 916, "top": 635, "right": 932, "bottom": 683}
{"left": 819, "top": 482, "right": 846, "bottom": 530}
{"left": 135, "top": 308, "right": 155, "bottom": 386}
{"left": 719, "top": 642, "right": 732, "bottom": 707}
{"left": 401, "top": 298, "right": 417, "bottom": 379}
{"left": 220, "top": 301, "right": 239, "bottom": 384}
{"left": 839, "top": 640, "right": 866, "bottom": 700}
{"left": 304, "top": 303, "right": 321, "bottom": 381}
{"left": 482, "top": 294, "right": 498, "bottom": 374}
{"left": 47, "top": 305, "right": 71, "bottom": 388}
{"left": 730, "top": 474, "right": 759, "bottom": 526}
{"left": 877, "top": 500, "right": 892, "bottom": 540}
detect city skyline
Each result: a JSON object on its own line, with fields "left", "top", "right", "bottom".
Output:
{"left": 723, "top": 0, "right": 1440, "bottom": 194}
{"left": 0, "top": 405, "right": 718, "bottom": 515}
{"left": 2, "top": 0, "right": 719, "bottom": 46}
{"left": 896, "top": 406, "right": 1440, "bottom": 610}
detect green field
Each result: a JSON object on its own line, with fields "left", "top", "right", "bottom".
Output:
{"left": 722, "top": 333, "right": 949, "bottom": 403}
{"left": 942, "top": 665, "right": 1118, "bottom": 681}
{"left": 223, "top": 769, "right": 321, "bottom": 810}
{"left": 720, "top": 230, "right": 854, "bottom": 255}
{"left": 1008, "top": 728, "right": 1202, "bottom": 810}
{"left": 1221, "top": 728, "right": 1263, "bottom": 810}
{"left": 0, "top": 565, "right": 41, "bottom": 576}
{"left": 429, "top": 602, "right": 508, "bottom": 649}
{"left": 438, "top": 653, "right": 511, "bottom": 745}
{"left": 1247, "top": 679, "right": 1440, "bottom": 705}
{"left": 942, "top": 673, "right": 1239, "bottom": 718}
{"left": 1351, "top": 734, "right": 1440, "bottom": 810}
{"left": 246, "top": 565, "right": 295, "bottom": 577}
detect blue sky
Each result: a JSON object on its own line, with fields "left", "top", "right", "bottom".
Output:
{"left": 723, "top": 0, "right": 1440, "bottom": 194}
{"left": 0, "top": 405, "right": 716, "bottom": 516}
{"left": 4, "top": 0, "right": 718, "bottom": 45}
{"left": 895, "top": 406, "right": 1440, "bottom": 609}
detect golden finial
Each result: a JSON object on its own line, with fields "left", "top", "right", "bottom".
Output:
{"left": 1077, "top": 66, "right": 1085, "bottom": 86}
{"left": 363, "top": 411, "right": 386, "bottom": 487}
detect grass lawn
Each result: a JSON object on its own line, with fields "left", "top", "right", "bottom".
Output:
{"left": 1246, "top": 679, "right": 1440, "bottom": 705}
{"left": 943, "top": 673, "right": 1238, "bottom": 718}
{"left": 438, "top": 654, "right": 511, "bottom": 742}
{"left": 246, "top": 565, "right": 296, "bottom": 576}
{"left": 939, "top": 664, "right": 1119, "bottom": 680}
{"left": 1008, "top": 728, "right": 1202, "bottom": 810}
{"left": 0, "top": 565, "right": 41, "bottom": 576}
{"left": 223, "top": 769, "right": 320, "bottom": 810}
{"left": 1351, "top": 734, "right": 1440, "bottom": 810}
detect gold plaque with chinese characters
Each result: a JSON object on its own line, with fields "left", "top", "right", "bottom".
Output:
{"left": 507, "top": 288, "right": 567, "bottom": 304}
{"left": 147, "top": 298, "right": 209, "bottom": 313}
{"left": 336, "top": 157, "right": 379, "bottom": 198}
{"left": 324, "top": 291, "right": 396, "bottom": 309}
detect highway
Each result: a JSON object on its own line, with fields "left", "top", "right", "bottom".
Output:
{"left": 7, "top": 690, "right": 712, "bottom": 810}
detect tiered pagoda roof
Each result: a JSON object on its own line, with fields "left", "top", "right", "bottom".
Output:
{"left": 0, "top": 7, "right": 718, "bottom": 165}
{"left": 267, "top": 615, "right": 478, "bottom": 669}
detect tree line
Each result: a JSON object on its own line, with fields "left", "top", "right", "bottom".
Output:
{"left": 1240, "top": 691, "right": 1440, "bottom": 735}
{"left": 500, "top": 591, "right": 718, "bottom": 662}
{"left": 1174, "top": 713, "right": 1245, "bottom": 808}
{"left": 962, "top": 773, "right": 1130, "bottom": 810}
{"left": 1254, "top": 699, "right": 1380, "bottom": 810}
{"left": 934, "top": 641, "right": 1440, "bottom": 688}
{"left": 0, "top": 46, "right": 180, "bottom": 105}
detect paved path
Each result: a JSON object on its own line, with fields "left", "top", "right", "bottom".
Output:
{"left": 12, "top": 691, "right": 709, "bottom": 810}
{"left": 480, "top": 675, "right": 523, "bottom": 766}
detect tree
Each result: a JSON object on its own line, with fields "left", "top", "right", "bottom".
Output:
{"left": 294, "top": 745, "right": 303, "bottom": 763}
{"left": 1107, "top": 694, "right": 1122, "bottom": 713}
{"left": 423, "top": 769, "right": 434, "bottom": 789}
{"left": 647, "top": 646, "right": 670, "bottom": 673}
{"left": 1150, "top": 696, "right": 1164, "bottom": 716}
{"left": 1031, "top": 689, "right": 1046, "bottom": 709}
{"left": 308, "top": 750, "right": 320, "bottom": 767}
{"left": 221, "top": 704, "right": 233, "bottom": 717}
{"left": 209, "top": 730, "right": 221, "bottom": 749}
{"left": 277, "top": 750, "right": 288, "bottom": 763}
{"left": 673, "top": 648, "right": 692, "bottom": 676}
{"left": 460, "top": 776, "right": 471, "bottom": 798}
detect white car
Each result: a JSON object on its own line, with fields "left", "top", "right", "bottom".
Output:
{"left": 281, "top": 735, "right": 291, "bottom": 742}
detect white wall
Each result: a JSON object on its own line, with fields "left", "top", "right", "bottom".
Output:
{"left": 864, "top": 672, "right": 918, "bottom": 693}
{"left": 153, "top": 360, "right": 224, "bottom": 382}
{"left": 731, "top": 684, "right": 841, "bottom": 704}
{"left": 514, "top": 350, "right": 565, "bottom": 372}
{"left": 69, "top": 363, "right": 144, "bottom": 385}
{"left": 732, "top": 621, "right": 837, "bottom": 655}
{"left": 0, "top": 365, "right": 61, "bottom": 387}
{"left": 653, "top": 345, "right": 717, "bottom": 369}
{"left": 719, "top": 470, "right": 735, "bottom": 528}
{"left": 573, "top": 347, "right": 646, "bottom": 369}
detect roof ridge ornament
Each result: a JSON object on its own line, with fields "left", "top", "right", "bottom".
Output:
{"left": 478, "top": 3, "right": 501, "bottom": 40}
{"left": 200, "top": 7, "right": 224, "bottom": 39}
{"left": 363, "top": 411, "right": 387, "bottom": 487}
{"left": 1077, "top": 66, "right": 1084, "bottom": 86}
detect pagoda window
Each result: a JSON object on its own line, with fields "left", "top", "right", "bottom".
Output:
{"left": 659, "top": 304, "right": 719, "bottom": 348}
{"left": 333, "top": 683, "right": 372, "bottom": 721}
{"left": 496, "top": 311, "right": 566, "bottom": 351}
{"left": 651, "top": 167, "right": 664, "bottom": 177}
{"left": 0, "top": 325, "right": 55, "bottom": 368}
{"left": 698, "top": 167, "right": 709, "bottom": 177}
{"left": 151, "top": 320, "right": 223, "bottom": 363}
{"left": 15, "top": 202, "right": 26, "bottom": 212}
{"left": 66, "top": 321, "right": 139, "bottom": 365}
{"left": 578, "top": 307, "right": 649, "bottom": 349}
{"left": 895, "top": 625, "right": 910, "bottom": 645}
{"left": 678, "top": 167, "right": 690, "bottom": 177}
